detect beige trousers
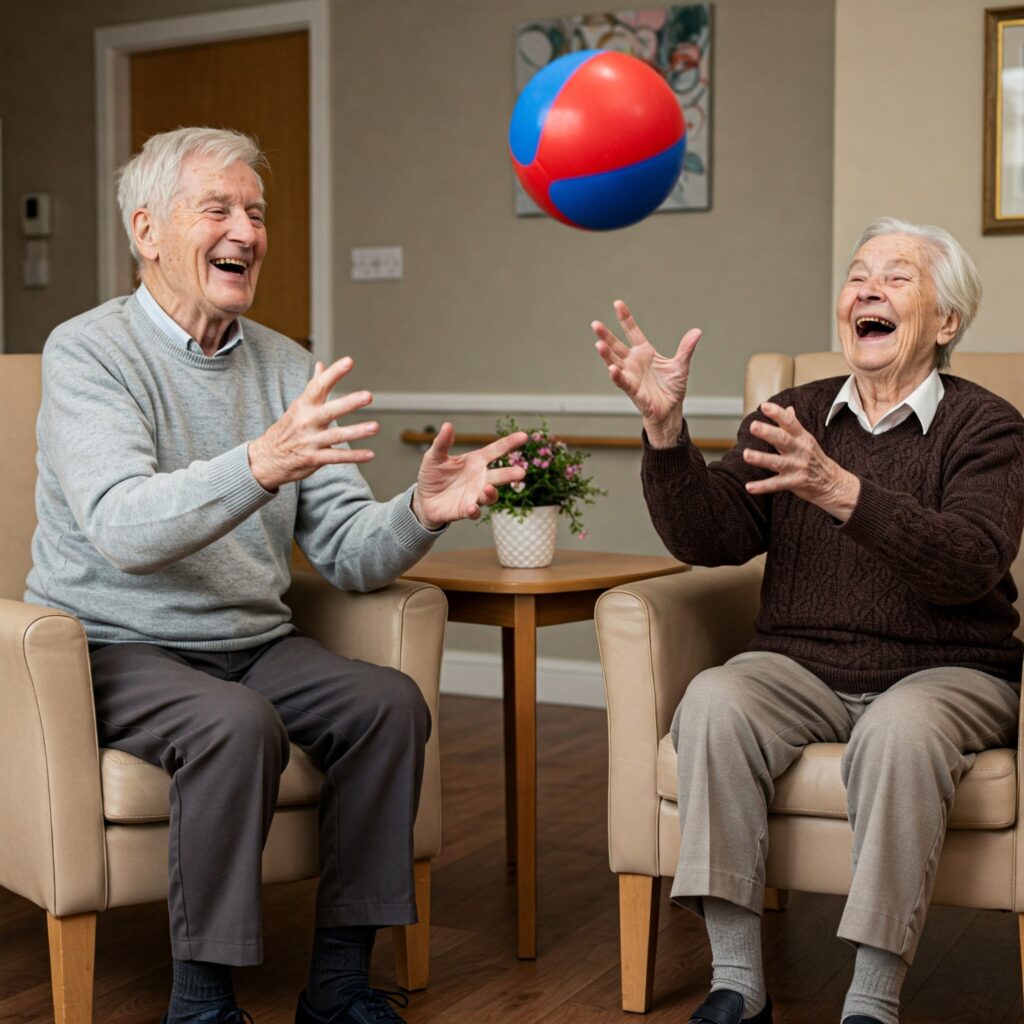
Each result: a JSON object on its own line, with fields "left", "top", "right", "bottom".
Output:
{"left": 670, "top": 651, "right": 1019, "bottom": 962}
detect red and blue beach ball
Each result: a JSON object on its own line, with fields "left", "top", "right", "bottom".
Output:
{"left": 509, "top": 49, "right": 686, "bottom": 231}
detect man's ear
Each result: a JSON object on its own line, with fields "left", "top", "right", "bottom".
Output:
{"left": 131, "top": 208, "right": 161, "bottom": 262}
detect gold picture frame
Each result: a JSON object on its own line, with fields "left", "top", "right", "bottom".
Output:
{"left": 984, "top": 6, "right": 1024, "bottom": 232}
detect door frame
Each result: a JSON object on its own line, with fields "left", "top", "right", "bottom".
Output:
{"left": 94, "top": 0, "right": 330, "bottom": 361}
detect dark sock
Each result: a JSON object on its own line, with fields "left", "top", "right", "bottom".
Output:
{"left": 167, "top": 958, "right": 235, "bottom": 1023}
{"left": 305, "top": 925, "right": 378, "bottom": 1016}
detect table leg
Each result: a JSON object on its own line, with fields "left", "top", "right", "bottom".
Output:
{"left": 513, "top": 594, "right": 538, "bottom": 959}
{"left": 501, "top": 626, "right": 517, "bottom": 867}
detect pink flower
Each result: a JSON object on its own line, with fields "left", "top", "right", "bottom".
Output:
{"left": 511, "top": 481, "right": 526, "bottom": 493}
{"left": 531, "top": 431, "right": 544, "bottom": 441}
{"left": 576, "top": 530, "right": 588, "bottom": 540}
{"left": 538, "top": 446, "right": 552, "bottom": 456}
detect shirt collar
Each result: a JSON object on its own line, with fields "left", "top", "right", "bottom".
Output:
{"left": 825, "top": 368, "right": 944, "bottom": 435}
{"left": 135, "top": 283, "right": 244, "bottom": 357}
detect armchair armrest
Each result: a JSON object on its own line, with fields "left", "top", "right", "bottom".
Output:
{"left": 595, "top": 560, "right": 763, "bottom": 876}
{"left": 0, "top": 600, "right": 106, "bottom": 916}
{"left": 284, "top": 571, "right": 448, "bottom": 859}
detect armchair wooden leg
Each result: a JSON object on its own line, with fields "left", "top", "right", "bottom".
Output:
{"left": 620, "top": 873, "right": 661, "bottom": 1013}
{"left": 393, "top": 859, "right": 431, "bottom": 992}
{"left": 763, "top": 887, "right": 789, "bottom": 911}
{"left": 47, "top": 911, "right": 97, "bottom": 1024}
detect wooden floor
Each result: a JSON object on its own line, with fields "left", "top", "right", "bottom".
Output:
{"left": 1, "top": 694, "right": 1021, "bottom": 1023}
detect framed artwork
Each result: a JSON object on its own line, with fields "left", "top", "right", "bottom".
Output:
{"left": 984, "top": 6, "right": 1024, "bottom": 232}
{"left": 514, "top": 4, "right": 712, "bottom": 216}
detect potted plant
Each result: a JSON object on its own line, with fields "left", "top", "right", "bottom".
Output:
{"left": 481, "top": 417, "right": 605, "bottom": 567}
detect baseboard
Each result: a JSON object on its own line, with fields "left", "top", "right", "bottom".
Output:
{"left": 439, "top": 648, "right": 606, "bottom": 709}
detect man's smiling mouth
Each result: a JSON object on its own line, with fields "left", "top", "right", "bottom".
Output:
{"left": 210, "top": 257, "right": 247, "bottom": 275}
{"left": 855, "top": 316, "right": 896, "bottom": 339}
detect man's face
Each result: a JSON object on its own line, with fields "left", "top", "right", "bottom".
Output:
{"left": 141, "top": 153, "right": 267, "bottom": 325}
{"left": 835, "top": 234, "right": 957, "bottom": 383}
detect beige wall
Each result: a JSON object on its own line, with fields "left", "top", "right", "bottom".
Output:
{"left": 0, "top": 0, "right": 835, "bottom": 662}
{"left": 833, "top": 0, "right": 1024, "bottom": 350}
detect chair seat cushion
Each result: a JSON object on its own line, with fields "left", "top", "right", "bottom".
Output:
{"left": 656, "top": 734, "right": 1017, "bottom": 830}
{"left": 100, "top": 743, "right": 325, "bottom": 824}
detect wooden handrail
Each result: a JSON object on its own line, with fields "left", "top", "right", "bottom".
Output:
{"left": 399, "top": 429, "right": 733, "bottom": 452}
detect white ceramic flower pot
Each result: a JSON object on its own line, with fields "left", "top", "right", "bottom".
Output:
{"left": 491, "top": 505, "right": 559, "bottom": 568}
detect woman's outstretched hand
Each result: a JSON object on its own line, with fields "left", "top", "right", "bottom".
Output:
{"left": 591, "top": 300, "right": 702, "bottom": 448}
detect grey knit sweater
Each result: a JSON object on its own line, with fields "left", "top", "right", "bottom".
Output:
{"left": 25, "top": 294, "right": 439, "bottom": 650}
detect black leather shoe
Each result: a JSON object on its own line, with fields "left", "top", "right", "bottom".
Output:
{"left": 295, "top": 987, "right": 409, "bottom": 1024}
{"left": 842, "top": 1017, "right": 883, "bottom": 1024}
{"left": 689, "top": 989, "right": 773, "bottom": 1023}
{"left": 161, "top": 1011, "right": 254, "bottom": 1024}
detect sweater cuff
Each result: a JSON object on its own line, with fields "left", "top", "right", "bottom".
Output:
{"left": 641, "top": 423, "right": 699, "bottom": 478}
{"left": 841, "top": 477, "right": 894, "bottom": 544}
{"left": 388, "top": 485, "right": 447, "bottom": 551}
{"left": 209, "top": 442, "right": 276, "bottom": 519}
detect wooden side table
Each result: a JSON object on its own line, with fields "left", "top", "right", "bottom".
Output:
{"left": 402, "top": 548, "right": 688, "bottom": 958}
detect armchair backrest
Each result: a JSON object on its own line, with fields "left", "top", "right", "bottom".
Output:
{"left": 0, "top": 354, "right": 42, "bottom": 601}
{"left": 743, "top": 351, "right": 1024, "bottom": 640}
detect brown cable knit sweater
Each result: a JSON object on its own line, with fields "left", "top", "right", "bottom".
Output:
{"left": 642, "top": 374, "right": 1024, "bottom": 693}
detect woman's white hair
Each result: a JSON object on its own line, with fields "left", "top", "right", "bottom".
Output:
{"left": 853, "top": 217, "right": 981, "bottom": 369}
{"left": 116, "top": 127, "right": 266, "bottom": 262}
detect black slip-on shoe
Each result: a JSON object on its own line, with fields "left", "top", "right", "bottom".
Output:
{"left": 689, "top": 989, "right": 773, "bottom": 1024}
{"left": 161, "top": 1011, "right": 254, "bottom": 1024}
{"left": 295, "top": 987, "right": 409, "bottom": 1024}
{"left": 842, "top": 1017, "right": 884, "bottom": 1024}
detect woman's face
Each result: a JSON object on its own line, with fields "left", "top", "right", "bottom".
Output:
{"left": 836, "top": 234, "right": 959, "bottom": 387}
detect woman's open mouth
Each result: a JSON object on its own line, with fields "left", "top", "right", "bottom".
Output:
{"left": 855, "top": 316, "right": 896, "bottom": 340}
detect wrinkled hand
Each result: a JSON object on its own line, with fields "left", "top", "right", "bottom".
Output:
{"left": 743, "top": 402, "right": 860, "bottom": 520}
{"left": 248, "top": 358, "right": 378, "bottom": 492}
{"left": 412, "top": 424, "right": 528, "bottom": 530}
{"left": 591, "top": 299, "right": 702, "bottom": 447}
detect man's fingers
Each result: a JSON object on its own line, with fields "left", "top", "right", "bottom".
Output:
{"left": 321, "top": 421, "right": 379, "bottom": 447}
{"left": 320, "top": 389, "right": 374, "bottom": 425}
{"left": 428, "top": 422, "right": 456, "bottom": 461}
{"left": 486, "top": 465, "right": 526, "bottom": 488}
{"left": 307, "top": 356, "right": 355, "bottom": 403}
{"left": 478, "top": 430, "right": 528, "bottom": 464}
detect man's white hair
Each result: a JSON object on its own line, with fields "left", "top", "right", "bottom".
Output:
{"left": 116, "top": 127, "right": 267, "bottom": 262}
{"left": 852, "top": 217, "right": 982, "bottom": 370}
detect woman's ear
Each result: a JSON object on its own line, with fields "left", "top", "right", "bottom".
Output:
{"left": 936, "top": 309, "right": 960, "bottom": 349}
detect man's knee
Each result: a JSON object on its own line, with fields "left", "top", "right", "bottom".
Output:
{"left": 207, "top": 687, "right": 291, "bottom": 768}
{"left": 367, "top": 666, "right": 432, "bottom": 745}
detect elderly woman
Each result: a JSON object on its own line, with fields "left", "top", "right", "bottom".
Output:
{"left": 592, "top": 218, "right": 1024, "bottom": 1024}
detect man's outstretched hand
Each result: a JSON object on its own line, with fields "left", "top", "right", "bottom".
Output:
{"left": 412, "top": 423, "right": 528, "bottom": 530}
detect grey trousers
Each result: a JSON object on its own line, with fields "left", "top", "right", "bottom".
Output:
{"left": 88, "top": 634, "right": 431, "bottom": 966}
{"left": 670, "top": 651, "right": 1019, "bottom": 962}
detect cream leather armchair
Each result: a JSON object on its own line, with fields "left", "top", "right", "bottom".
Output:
{"left": 0, "top": 354, "right": 447, "bottom": 1024}
{"left": 595, "top": 352, "right": 1024, "bottom": 1012}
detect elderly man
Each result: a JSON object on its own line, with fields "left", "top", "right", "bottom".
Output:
{"left": 592, "top": 218, "right": 1024, "bottom": 1024}
{"left": 25, "top": 127, "right": 525, "bottom": 1024}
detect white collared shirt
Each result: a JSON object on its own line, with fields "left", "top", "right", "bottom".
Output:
{"left": 825, "top": 368, "right": 945, "bottom": 435}
{"left": 135, "top": 282, "right": 245, "bottom": 358}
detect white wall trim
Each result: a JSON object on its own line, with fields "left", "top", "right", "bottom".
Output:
{"left": 440, "top": 649, "right": 606, "bottom": 709}
{"left": 94, "top": 0, "right": 332, "bottom": 363}
{"left": 372, "top": 391, "right": 743, "bottom": 418}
